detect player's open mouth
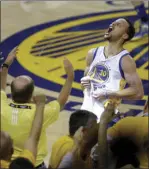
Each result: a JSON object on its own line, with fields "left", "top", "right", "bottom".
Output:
{"left": 105, "top": 26, "right": 113, "bottom": 35}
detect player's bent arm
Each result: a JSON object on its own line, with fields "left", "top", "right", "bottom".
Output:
{"left": 109, "top": 56, "right": 144, "bottom": 100}
{"left": 24, "top": 100, "right": 45, "bottom": 159}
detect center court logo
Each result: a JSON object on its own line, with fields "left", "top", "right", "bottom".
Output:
{"left": 0, "top": 9, "right": 148, "bottom": 112}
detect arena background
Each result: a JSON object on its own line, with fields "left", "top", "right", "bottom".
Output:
{"left": 1, "top": 1, "right": 148, "bottom": 165}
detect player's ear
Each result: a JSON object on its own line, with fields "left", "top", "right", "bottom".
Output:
{"left": 123, "top": 33, "right": 129, "bottom": 41}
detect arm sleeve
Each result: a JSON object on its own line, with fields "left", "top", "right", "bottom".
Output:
{"left": 19, "top": 149, "right": 36, "bottom": 166}
{"left": 107, "top": 117, "right": 135, "bottom": 139}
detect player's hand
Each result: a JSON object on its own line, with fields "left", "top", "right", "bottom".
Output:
{"left": 81, "top": 76, "right": 91, "bottom": 89}
{"left": 63, "top": 57, "right": 74, "bottom": 81}
{"left": 5, "top": 46, "right": 18, "bottom": 66}
{"left": 33, "top": 94, "right": 46, "bottom": 105}
{"left": 92, "top": 89, "right": 106, "bottom": 100}
{"left": 92, "top": 89, "right": 113, "bottom": 100}
{"left": 100, "top": 102, "right": 115, "bottom": 122}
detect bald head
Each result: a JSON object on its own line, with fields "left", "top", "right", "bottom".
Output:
{"left": 0, "top": 131, "right": 13, "bottom": 161}
{"left": 11, "top": 76, "right": 34, "bottom": 103}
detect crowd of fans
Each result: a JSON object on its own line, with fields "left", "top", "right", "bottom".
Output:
{"left": 0, "top": 47, "right": 148, "bottom": 169}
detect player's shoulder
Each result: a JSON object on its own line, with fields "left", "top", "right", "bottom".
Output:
{"left": 87, "top": 46, "right": 103, "bottom": 55}
{"left": 121, "top": 54, "right": 136, "bottom": 69}
{"left": 86, "top": 46, "right": 103, "bottom": 65}
{"left": 121, "top": 52, "right": 134, "bottom": 62}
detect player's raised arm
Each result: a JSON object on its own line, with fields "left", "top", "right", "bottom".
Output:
{"left": 1, "top": 47, "right": 18, "bottom": 91}
{"left": 110, "top": 55, "right": 144, "bottom": 100}
{"left": 57, "top": 58, "right": 74, "bottom": 111}
{"left": 23, "top": 94, "right": 46, "bottom": 158}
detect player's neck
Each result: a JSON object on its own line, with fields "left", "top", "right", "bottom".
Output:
{"left": 105, "top": 42, "right": 124, "bottom": 58}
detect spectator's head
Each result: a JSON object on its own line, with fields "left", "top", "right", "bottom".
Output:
{"left": 0, "top": 131, "right": 14, "bottom": 161}
{"left": 11, "top": 76, "right": 34, "bottom": 103}
{"left": 110, "top": 137, "right": 139, "bottom": 168}
{"left": 69, "top": 110, "right": 97, "bottom": 137}
{"left": 9, "top": 158, "right": 34, "bottom": 169}
{"left": 143, "top": 99, "right": 148, "bottom": 114}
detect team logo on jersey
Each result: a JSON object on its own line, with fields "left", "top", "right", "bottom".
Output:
{"left": 0, "top": 8, "right": 148, "bottom": 112}
{"left": 88, "top": 64, "right": 109, "bottom": 84}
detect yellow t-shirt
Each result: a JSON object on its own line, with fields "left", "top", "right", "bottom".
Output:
{"left": 19, "top": 149, "right": 35, "bottom": 165}
{"left": 1, "top": 90, "right": 60, "bottom": 166}
{"left": 50, "top": 135, "right": 74, "bottom": 168}
{"left": 0, "top": 149, "right": 35, "bottom": 169}
{"left": 108, "top": 117, "right": 149, "bottom": 169}
{"left": 0, "top": 160, "right": 9, "bottom": 169}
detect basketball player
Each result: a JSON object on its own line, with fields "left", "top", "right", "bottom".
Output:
{"left": 81, "top": 18, "right": 144, "bottom": 121}
{"left": 1, "top": 47, "right": 74, "bottom": 168}
{"left": 131, "top": 1, "right": 148, "bottom": 40}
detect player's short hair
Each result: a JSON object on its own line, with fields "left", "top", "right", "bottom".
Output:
{"left": 9, "top": 157, "right": 34, "bottom": 169}
{"left": 123, "top": 18, "right": 135, "bottom": 42}
{"left": 11, "top": 80, "right": 34, "bottom": 103}
{"left": 69, "top": 110, "right": 97, "bottom": 136}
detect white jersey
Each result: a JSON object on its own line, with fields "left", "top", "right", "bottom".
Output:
{"left": 81, "top": 46, "right": 129, "bottom": 121}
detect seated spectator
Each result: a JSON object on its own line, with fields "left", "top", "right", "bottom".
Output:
{"left": 64, "top": 99, "right": 148, "bottom": 169}
{"left": 0, "top": 94, "right": 46, "bottom": 169}
{"left": 49, "top": 110, "right": 97, "bottom": 169}
{"left": 1, "top": 47, "right": 74, "bottom": 168}
{"left": 56, "top": 105, "right": 111, "bottom": 169}
{"left": 107, "top": 99, "right": 149, "bottom": 169}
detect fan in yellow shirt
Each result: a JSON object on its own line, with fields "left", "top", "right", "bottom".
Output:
{"left": 1, "top": 47, "right": 74, "bottom": 168}
{"left": 107, "top": 99, "right": 149, "bottom": 169}
{"left": 0, "top": 93, "right": 46, "bottom": 169}
{"left": 49, "top": 109, "right": 97, "bottom": 169}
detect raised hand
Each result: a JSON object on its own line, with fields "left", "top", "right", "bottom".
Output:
{"left": 5, "top": 46, "right": 18, "bottom": 66}
{"left": 100, "top": 102, "right": 115, "bottom": 122}
{"left": 63, "top": 58, "right": 74, "bottom": 81}
{"left": 81, "top": 76, "right": 91, "bottom": 89}
{"left": 33, "top": 94, "right": 46, "bottom": 105}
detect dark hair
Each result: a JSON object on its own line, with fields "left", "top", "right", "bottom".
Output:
{"left": 9, "top": 157, "right": 34, "bottom": 169}
{"left": 110, "top": 137, "right": 139, "bottom": 168}
{"left": 11, "top": 80, "right": 34, "bottom": 103}
{"left": 123, "top": 18, "right": 135, "bottom": 42}
{"left": 69, "top": 110, "right": 97, "bottom": 136}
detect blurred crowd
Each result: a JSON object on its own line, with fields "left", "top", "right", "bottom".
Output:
{"left": 0, "top": 48, "right": 148, "bottom": 169}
